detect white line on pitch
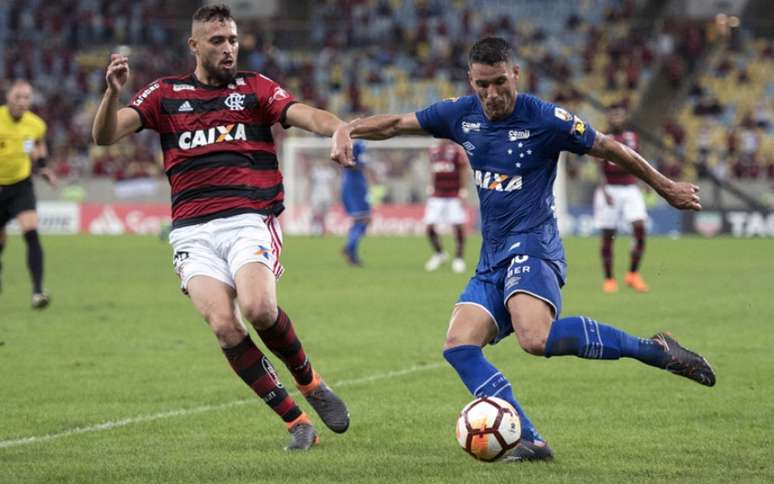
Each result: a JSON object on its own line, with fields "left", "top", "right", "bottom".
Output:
{"left": 0, "top": 362, "right": 445, "bottom": 450}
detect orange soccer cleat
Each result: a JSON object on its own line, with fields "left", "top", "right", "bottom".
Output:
{"left": 624, "top": 272, "right": 649, "bottom": 293}
{"left": 602, "top": 278, "right": 619, "bottom": 293}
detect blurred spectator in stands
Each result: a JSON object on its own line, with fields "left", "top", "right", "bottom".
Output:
{"left": 726, "top": 128, "right": 738, "bottom": 156}
{"left": 693, "top": 94, "right": 723, "bottom": 116}
{"left": 753, "top": 102, "right": 771, "bottom": 129}
{"left": 663, "top": 118, "right": 686, "bottom": 154}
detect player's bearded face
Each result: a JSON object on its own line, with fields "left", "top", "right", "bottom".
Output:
{"left": 469, "top": 62, "right": 519, "bottom": 121}
{"left": 193, "top": 20, "right": 239, "bottom": 85}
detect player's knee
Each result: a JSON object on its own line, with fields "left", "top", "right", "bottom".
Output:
{"left": 241, "top": 299, "right": 278, "bottom": 330}
{"left": 443, "top": 334, "right": 467, "bottom": 350}
{"left": 513, "top": 325, "right": 548, "bottom": 356}
{"left": 208, "top": 315, "right": 247, "bottom": 347}
{"left": 517, "top": 335, "right": 547, "bottom": 356}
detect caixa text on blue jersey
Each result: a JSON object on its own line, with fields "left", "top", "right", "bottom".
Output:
{"left": 474, "top": 170, "right": 522, "bottom": 192}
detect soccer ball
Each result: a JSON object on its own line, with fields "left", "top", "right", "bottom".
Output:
{"left": 455, "top": 396, "right": 521, "bottom": 462}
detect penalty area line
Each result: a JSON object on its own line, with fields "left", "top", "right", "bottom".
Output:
{"left": 0, "top": 362, "right": 445, "bottom": 450}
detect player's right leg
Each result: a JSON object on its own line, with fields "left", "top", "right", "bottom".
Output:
{"left": 0, "top": 228, "right": 6, "bottom": 293}
{"left": 594, "top": 188, "right": 618, "bottom": 293}
{"left": 424, "top": 224, "right": 448, "bottom": 271}
{"left": 624, "top": 219, "right": 649, "bottom": 292}
{"left": 17, "top": 209, "right": 48, "bottom": 308}
{"left": 187, "top": 275, "right": 319, "bottom": 450}
{"left": 443, "top": 290, "right": 548, "bottom": 458}
{"left": 600, "top": 229, "right": 617, "bottom": 293}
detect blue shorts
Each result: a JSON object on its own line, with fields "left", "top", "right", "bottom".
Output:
{"left": 342, "top": 188, "right": 370, "bottom": 217}
{"left": 457, "top": 255, "right": 566, "bottom": 345}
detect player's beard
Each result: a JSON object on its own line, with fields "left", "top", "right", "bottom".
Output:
{"left": 203, "top": 58, "right": 237, "bottom": 86}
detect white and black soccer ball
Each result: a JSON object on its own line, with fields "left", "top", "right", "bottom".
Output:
{"left": 455, "top": 396, "right": 521, "bottom": 462}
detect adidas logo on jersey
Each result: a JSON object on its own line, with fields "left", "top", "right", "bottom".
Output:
{"left": 178, "top": 101, "right": 194, "bottom": 112}
{"left": 178, "top": 123, "right": 247, "bottom": 150}
{"left": 474, "top": 169, "right": 522, "bottom": 192}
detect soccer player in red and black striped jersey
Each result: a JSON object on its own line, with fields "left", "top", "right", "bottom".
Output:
{"left": 423, "top": 140, "right": 468, "bottom": 273}
{"left": 92, "top": 4, "right": 351, "bottom": 451}
{"left": 594, "top": 105, "right": 649, "bottom": 293}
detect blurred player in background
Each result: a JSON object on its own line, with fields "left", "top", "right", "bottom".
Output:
{"left": 333, "top": 37, "right": 715, "bottom": 462}
{"left": 92, "top": 4, "right": 349, "bottom": 450}
{"left": 0, "top": 80, "right": 57, "bottom": 308}
{"left": 595, "top": 104, "right": 649, "bottom": 293}
{"left": 308, "top": 161, "right": 337, "bottom": 236}
{"left": 341, "top": 139, "right": 370, "bottom": 266}
{"left": 424, "top": 139, "right": 468, "bottom": 273}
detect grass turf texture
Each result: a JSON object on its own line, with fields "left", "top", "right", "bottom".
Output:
{"left": 1, "top": 234, "right": 772, "bottom": 483}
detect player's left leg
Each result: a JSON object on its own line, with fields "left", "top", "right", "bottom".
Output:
{"left": 235, "top": 262, "right": 350, "bottom": 433}
{"left": 17, "top": 210, "right": 48, "bottom": 309}
{"left": 344, "top": 214, "right": 369, "bottom": 266}
{"left": 506, "top": 256, "right": 715, "bottom": 386}
{"left": 451, "top": 224, "right": 466, "bottom": 273}
{"left": 508, "top": 296, "right": 715, "bottom": 387}
{"left": 624, "top": 219, "right": 649, "bottom": 292}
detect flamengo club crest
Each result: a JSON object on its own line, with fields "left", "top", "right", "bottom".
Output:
{"left": 224, "top": 92, "right": 246, "bottom": 111}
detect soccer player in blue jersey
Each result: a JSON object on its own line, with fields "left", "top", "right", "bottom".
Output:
{"left": 331, "top": 37, "right": 715, "bottom": 461}
{"left": 340, "top": 140, "right": 371, "bottom": 266}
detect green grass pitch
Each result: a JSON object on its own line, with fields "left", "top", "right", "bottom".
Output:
{"left": 1, "top": 234, "right": 773, "bottom": 483}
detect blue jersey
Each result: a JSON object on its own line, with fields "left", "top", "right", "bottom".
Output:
{"left": 341, "top": 140, "right": 370, "bottom": 216}
{"left": 416, "top": 93, "right": 596, "bottom": 272}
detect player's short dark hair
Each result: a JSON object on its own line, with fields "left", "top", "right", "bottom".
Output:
{"left": 468, "top": 37, "right": 512, "bottom": 66}
{"left": 192, "top": 4, "right": 234, "bottom": 23}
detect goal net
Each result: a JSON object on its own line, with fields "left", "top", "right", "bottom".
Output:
{"left": 279, "top": 136, "right": 569, "bottom": 235}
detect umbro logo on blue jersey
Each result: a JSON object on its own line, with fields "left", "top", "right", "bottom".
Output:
{"left": 462, "top": 141, "right": 476, "bottom": 154}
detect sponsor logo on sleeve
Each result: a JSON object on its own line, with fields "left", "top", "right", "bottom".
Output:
{"left": 132, "top": 82, "right": 160, "bottom": 106}
{"left": 267, "top": 87, "right": 289, "bottom": 105}
{"left": 571, "top": 115, "right": 586, "bottom": 135}
{"left": 553, "top": 106, "right": 572, "bottom": 121}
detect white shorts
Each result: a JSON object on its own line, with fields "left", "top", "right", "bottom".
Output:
{"left": 169, "top": 213, "right": 284, "bottom": 293}
{"left": 424, "top": 197, "right": 467, "bottom": 226}
{"left": 594, "top": 185, "right": 647, "bottom": 230}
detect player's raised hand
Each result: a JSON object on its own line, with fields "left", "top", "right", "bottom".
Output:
{"left": 105, "top": 54, "right": 130, "bottom": 92}
{"left": 331, "top": 123, "right": 356, "bottom": 167}
{"left": 663, "top": 181, "right": 701, "bottom": 211}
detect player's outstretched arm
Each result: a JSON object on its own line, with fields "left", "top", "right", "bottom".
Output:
{"left": 588, "top": 132, "right": 701, "bottom": 211}
{"left": 331, "top": 113, "right": 427, "bottom": 165}
{"left": 92, "top": 54, "right": 141, "bottom": 145}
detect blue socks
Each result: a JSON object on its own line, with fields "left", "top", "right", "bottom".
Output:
{"left": 443, "top": 345, "right": 543, "bottom": 443}
{"left": 545, "top": 316, "right": 666, "bottom": 367}
{"left": 345, "top": 220, "right": 368, "bottom": 255}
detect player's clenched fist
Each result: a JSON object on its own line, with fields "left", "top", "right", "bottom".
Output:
{"left": 105, "top": 54, "right": 130, "bottom": 92}
{"left": 663, "top": 182, "right": 702, "bottom": 211}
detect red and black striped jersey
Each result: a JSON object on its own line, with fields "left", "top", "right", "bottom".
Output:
{"left": 430, "top": 141, "right": 467, "bottom": 197}
{"left": 128, "top": 71, "right": 296, "bottom": 228}
{"left": 600, "top": 130, "right": 639, "bottom": 185}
